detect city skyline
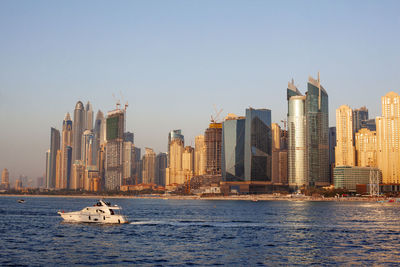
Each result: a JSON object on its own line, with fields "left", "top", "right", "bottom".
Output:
{"left": 2, "top": 0, "right": 400, "bottom": 180}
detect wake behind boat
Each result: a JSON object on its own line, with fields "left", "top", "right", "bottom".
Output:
{"left": 58, "top": 200, "right": 128, "bottom": 224}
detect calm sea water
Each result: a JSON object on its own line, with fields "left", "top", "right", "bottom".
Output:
{"left": 1, "top": 196, "right": 400, "bottom": 266}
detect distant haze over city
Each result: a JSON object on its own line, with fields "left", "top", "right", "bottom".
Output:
{"left": 1, "top": 0, "right": 399, "bottom": 181}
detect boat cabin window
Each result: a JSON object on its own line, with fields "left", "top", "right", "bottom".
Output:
{"left": 110, "top": 209, "right": 114, "bottom": 215}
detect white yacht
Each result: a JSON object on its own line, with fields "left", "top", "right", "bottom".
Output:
{"left": 58, "top": 200, "right": 129, "bottom": 224}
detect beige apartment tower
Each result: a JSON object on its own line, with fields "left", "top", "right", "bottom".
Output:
{"left": 182, "top": 146, "right": 194, "bottom": 182}
{"left": 194, "top": 135, "right": 206, "bottom": 176}
{"left": 376, "top": 92, "right": 400, "bottom": 183}
{"left": 1, "top": 168, "right": 10, "bottom": 190}
{"left": 335, "top": 105, "right": 355, "bottom": 166}
{"left": 166, "top": 139, "right": 184, "bottom": 185}
{"left": 355, "top": 128, "right": 377, "bottom": 167}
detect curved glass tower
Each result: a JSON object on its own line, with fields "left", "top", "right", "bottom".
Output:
{"left": 73, "top": 101, "right": 85, "bottom": 162}
{"left": 288, "top": 95, "right": 307, "bottom": 187}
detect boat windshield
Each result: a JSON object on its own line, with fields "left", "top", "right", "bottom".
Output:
{"left": 109, "top": 209, "right": 121, "bottom": 215}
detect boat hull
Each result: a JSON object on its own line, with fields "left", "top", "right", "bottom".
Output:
{"left": 58, "top": 211, "right": 128, "bottom": 224}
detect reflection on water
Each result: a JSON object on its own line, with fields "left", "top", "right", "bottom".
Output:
{"left": 1, "top": 197, "right": 400, "bottom": 265}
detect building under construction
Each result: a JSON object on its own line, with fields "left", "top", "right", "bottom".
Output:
{"left": 205, "top": 122, "right": 222, "bottom": 175}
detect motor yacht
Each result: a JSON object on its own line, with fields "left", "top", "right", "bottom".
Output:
{"left": 58, "top": 200, "right": 128, "bottom": 224}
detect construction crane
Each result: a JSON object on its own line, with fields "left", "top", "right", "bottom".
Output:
{"left": 211, "top": 104, "right": 223, "bottom": 123}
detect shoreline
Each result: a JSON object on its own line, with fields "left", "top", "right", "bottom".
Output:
{"left": 0, "top": 194, "right": 390, "bottom": 202}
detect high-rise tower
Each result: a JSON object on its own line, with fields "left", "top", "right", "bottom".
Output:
{"left": 376, "top": 92, "right": 400, "bottom": 183}
{"left": 166, "top": 138, "right": 184, "bottom": 185}
{"left": 49, "top": 127, "right": 60, "bottom": 189}
{"left": 167, "top": 130, "right": 184, "bottom": 167}
{"left": 194, "top": 135, "right": 206, "bottom": 176}
{"left": 306, "top": 74, "right": 329, "bottom": 186}
{"left": 353, "top": 106, "right": 368, "bottom": 134}
{"left": 287, "top": 80, "right": 307, "bottom": 188}
{"left": 93, "top": 110, "right": 105, "bottom": 166}
{"left": 85, "top": 101, "right": 94, "bottom": 131}
{"left": 142, "top": 148, "right": 156, "bottom": 184}
{"left": 72, "top": 101, "right": 85, "bottom": 162}
{"left": 1, "top": 168, "right": 10, "bottom": 190}
{"left": 335, "top": 105, "right": 355, "bottom": 166}
{"left": 205, "top": 123, "right": 222, "bottom": 175}
{"left": 244, "top": 108, "right": 272, "bottom": 181}
{"left": 61, "top": 113, "right": 73, "bottom": 189}
{"left": 105, "top": 109, "right": 125, "bottom": 190}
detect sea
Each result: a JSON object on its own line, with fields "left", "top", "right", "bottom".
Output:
{"left": 1, "top": 196, "right": 400, "bottom": 266}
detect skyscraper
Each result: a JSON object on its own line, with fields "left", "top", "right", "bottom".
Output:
{"left": 271, "top": 123, "right": 281, "bottom": 183}
{"left": 244, "top": 108, "right": 272, "bottom": 181}
{"left": 306, "top": 74, "right": 329, "bottom": 186}
{"left": 45, "top": 149, "right": 50, "bottom": 188}
{"left": 376, "top": 92, "right": 400, "bottom": 183}
{"left": 286, "top": 75, "right": 329, "bottom": 188}
{"left": 61, "top": 113, "right": 73, "bottom": 189}
{"left": 355, "top": 128, "right": 377, "bottom": 167}
{"left": 55, "top": 149, "right": 62, "bottom": 189}
{"left": 155, "top": 153, "right": 167, "bottom": 186}
{"left": 85, "top": 101, "right": 94, "bottom": 131}
{"left": 287, "top": 80, "right": 307, "bottom": 188}
{"left": 353, "top": 106, "right": 368, "bottom": 134}
{"left": 335, "top": 105, "right": 355, "bottom": 166}
{"left": 123, "top": 141, "right": 134, "bottom": 185}
{"left": 168, "top": 130, "right": 184, "bottom": 166}
{"left": 182, "top": 146, "right": 194, "bottom": 183}
{"left": 166, "top": 138, "right": 184, "bottom": 185}
{"left": 329, "top": 127, "right": 336, "bottom": 184}
{"left": 49, "top": 127, "right": 60, "bottom": 189}
{"left": 221, "top": 115, "right": 246, "bottom": 181}
{"left": 142, "top": 148, "right": 156, "bottom": 184}
{"left": 82, "top": 130, "right": 95, "bottom": 167}
{"left": 194, "top": 135, "right": 206, "bottom": 176}
{"left": 1, "top": 168, "right": 10, "bottom": 190}
{"left": 205, "top": 123, "right": 222, "bottom": 175}
{"left": 93, "top": 110, "right": 104, "bottom": 166}
{"left": 72, "top": 101, "right": 85, "bottom": 162}
{"left": 105, "top": 109, "right": 125, "bottom": 190}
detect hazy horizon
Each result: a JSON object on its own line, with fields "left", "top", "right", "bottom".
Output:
{"left": 1, "top": 0, "right": 400, "bottom": 182}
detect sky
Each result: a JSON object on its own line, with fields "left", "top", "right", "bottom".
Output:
{"left": 1, "top": 0, "right": 400, "bottom": 182}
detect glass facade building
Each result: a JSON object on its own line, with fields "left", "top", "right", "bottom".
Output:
{"left": 244, "top": 108, "right": 272, "bottom": 182}
{"left": 334, "top": 166, "right": 381, "bottom": 191}
{"left": 288, "top": 95, "right": 307, "bottom": 187}
{"left": 72, "top": 101, "right": 85, "bottom": 162}
{"left": 49, "top": 127, "right": 60, "bottom": 189}
{"left": 286, "top": 75, "right": 330, "bottom": 188}
{"left": 306, "top": 76, "right": 330, "bottom": 186}
{"left": 221, "top": 109, "right": 271, "bottom": 182}
{"left": 222, "top": 117, "right": 245, "bottom": 181}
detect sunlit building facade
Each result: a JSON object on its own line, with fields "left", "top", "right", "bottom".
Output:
{"left": 306, "top": 74, "right": 330, "bottom": 186}
{"left": 72, "top": 101, "right": 85, "bottom": 162}
{"left": 142, "top": 148, "right": 156, "bottom": 184}
{"left": 335, "top": 105, "right": 355, "bottom": 166}
{"left": 355, "top": 128, "right": 377, "bottom": 167}
{"left": 166, "top": 138, "right": 184, "bottom": 185}
{"left": 194, "top": 135, "right": 206, "bottom": 176}
{"left": 376, "top": 92, "right": 400, "bottom": 183}
{"left": 287, "top": 79, "right": 307, "bottom": 188}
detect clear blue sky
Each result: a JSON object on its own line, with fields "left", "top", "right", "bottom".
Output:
{"left": 1, "top": 0, "right": 399, "bottom": 181}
